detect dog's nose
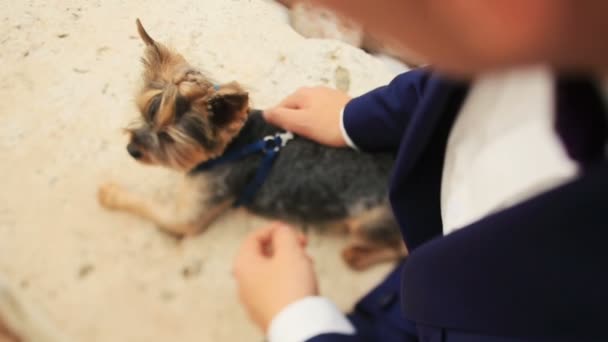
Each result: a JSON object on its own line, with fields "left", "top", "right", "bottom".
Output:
{"left": 127, "top": 143, "right": 143, "bottom": 159}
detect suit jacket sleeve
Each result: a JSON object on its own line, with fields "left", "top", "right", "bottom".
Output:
{"left": 343, "top": 68, "right": 431, "bottom": 152}
{"left": 306, "top": 334, "right": 365, "bottom": 342}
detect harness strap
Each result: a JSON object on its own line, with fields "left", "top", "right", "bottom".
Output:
{"left": 192, "top": 132, "right": 294, "bottom": 206}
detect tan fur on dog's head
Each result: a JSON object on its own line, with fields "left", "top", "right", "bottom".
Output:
{"left": 127, "top": 19, "right": 250, "bottom": 172}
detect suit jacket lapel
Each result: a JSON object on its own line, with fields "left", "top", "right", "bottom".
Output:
{"left": 390, "top": 75, "right": 469, "bottom": 249}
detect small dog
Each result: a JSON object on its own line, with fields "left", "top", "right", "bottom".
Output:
{"left": 98, "top": 20, "right": 406, "bottom": 270}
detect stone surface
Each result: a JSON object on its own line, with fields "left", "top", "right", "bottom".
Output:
{"left": 0, "top": 1, "right": 401, "bottom": 341}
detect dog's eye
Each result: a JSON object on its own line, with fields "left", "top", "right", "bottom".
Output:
{"left": 147, "top": 95, "right": 162, "bottom": 121}
{"left": 175, "top": 96, "right": 190, "bottom": 120}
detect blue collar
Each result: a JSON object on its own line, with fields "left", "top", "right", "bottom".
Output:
{"left": 191, "top": 132, "right": 294, "bottom": 207}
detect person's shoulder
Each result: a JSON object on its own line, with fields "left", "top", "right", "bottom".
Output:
{"left": 389, "top": 67, "right": 440, "bottom": 97}
{"left": 397, "top": 67, "right": 469, "bottom": 92}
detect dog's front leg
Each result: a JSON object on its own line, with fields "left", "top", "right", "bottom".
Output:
{"left": 98, "top": 178, "right": 232, "bottom": 236}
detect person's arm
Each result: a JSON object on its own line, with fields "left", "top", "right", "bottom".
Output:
{"left": 342, "top": 68, "right": 430, "bottom": 151}
{"left": 234, "top": 224, "right": 417, "bottom": 342}
{"left": 267, "top": 296, "right": 361, "bottom": 342}
{"left": 233, "top": 224, "right": 367, "bottom": 342}
{"left": 307, "top": 334, "right": 365, "bottom": 342}
{"left": 264, "top": 68, "right": 431, "bottom": 151}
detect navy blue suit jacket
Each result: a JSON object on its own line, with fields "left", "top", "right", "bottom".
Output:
{"left": 309, "top": 69, "right": 608, "bottom": 341}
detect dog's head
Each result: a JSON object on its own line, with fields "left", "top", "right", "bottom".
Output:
{"left": 127, "top": 19, "right": 250, "bottom": 172}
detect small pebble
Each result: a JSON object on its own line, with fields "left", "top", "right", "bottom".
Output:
{"left": 77, "top": 264, "right": 95, "bottom": 279}
{"left": 181, "top": 259, "right": 203, "bottom": 279}
{"left": 160, "top": 290, "right": 175, "bottom": 301}
{"left": 334, "top": 66, "right": 351, "bottom": 92}
{"left": 96, "top": 46, "right": 110, "bottom": 55}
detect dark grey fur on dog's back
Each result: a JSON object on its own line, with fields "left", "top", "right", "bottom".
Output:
{"left": 192, "top": 110, "right": 395, "bottom": 223}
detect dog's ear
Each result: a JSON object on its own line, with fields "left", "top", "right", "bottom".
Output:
{"left": 136, "top": 19, "right": 188, "bottom": 85}
{"left": 208, "top": 85, "right": 250, "bottom": 127}
{"left": 136, "top": 18, "right": 156, "bottom": 46}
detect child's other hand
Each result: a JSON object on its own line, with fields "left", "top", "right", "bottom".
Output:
{"left": 0, "top": 317, "right": 19, "bottom": 342}
{"left": 264, "top": 87, "right": 351, "bottom": 147}
{"left": 233, "top": 223, "right": 317, "bottom": 332}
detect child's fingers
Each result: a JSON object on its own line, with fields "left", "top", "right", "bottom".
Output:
{"left": 278, "top": 88, "right": 309, "bottom": 109}
{"left": 273, "top": 224, "right": 306, "bottom": 257}
{"left": 234, "top": 223, "right": 280, "bottom": 270}
{"left": 263, "top": 106, "right": 300, "bottom": 126}
{"left": 296, "top": 231, "right": 308, "bottom": 247}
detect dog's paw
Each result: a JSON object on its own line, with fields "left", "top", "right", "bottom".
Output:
{"left": 97, "top": 183, "right": 128, "bottom": 210}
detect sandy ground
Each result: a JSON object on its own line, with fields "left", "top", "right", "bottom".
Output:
{"left": 0, "top": 1, "right": 403, "bottom": 341}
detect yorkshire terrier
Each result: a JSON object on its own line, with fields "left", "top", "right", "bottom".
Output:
{"left": 98, "top": 20, "right": 406, "bottom": 270}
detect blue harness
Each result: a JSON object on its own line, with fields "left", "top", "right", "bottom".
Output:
{"left": 192, "top": 131, "right": 294, "bottom": 207}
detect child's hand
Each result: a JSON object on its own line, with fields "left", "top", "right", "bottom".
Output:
{"left": 264, "top": 87, "right": 351, "bottom": 147}
{"left": 233, "top": 223, "right": 317, "bottom": 332}
{"left": 0, "top": 319, "right": 19, "bottom": 342}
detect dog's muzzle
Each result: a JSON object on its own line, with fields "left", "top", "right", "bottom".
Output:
{"left": 127, "top": 143, "right": 143, "bottom": 159}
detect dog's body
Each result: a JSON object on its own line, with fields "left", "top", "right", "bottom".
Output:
{"left": 200, "top": 111, "right": 393, "bottom": 223}
{"left": 98, "top": 20, "right": 406, "bottom": 270}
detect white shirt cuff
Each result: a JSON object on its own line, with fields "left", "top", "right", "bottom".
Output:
{"left": 268, "top": 296, "right": 355, "bottom": 342}
{"left": 340, "top": 107, "right": 359, "bottom": 150}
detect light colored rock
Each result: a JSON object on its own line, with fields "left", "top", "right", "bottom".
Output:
{"left": 0, "top": 1, "right": 401, "bottom": 341}
{"left": 289, "top": 2, "right": 364, "bottom": 48}
{"left": 285, "top": 1, "right": 421, "bottom": 68}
